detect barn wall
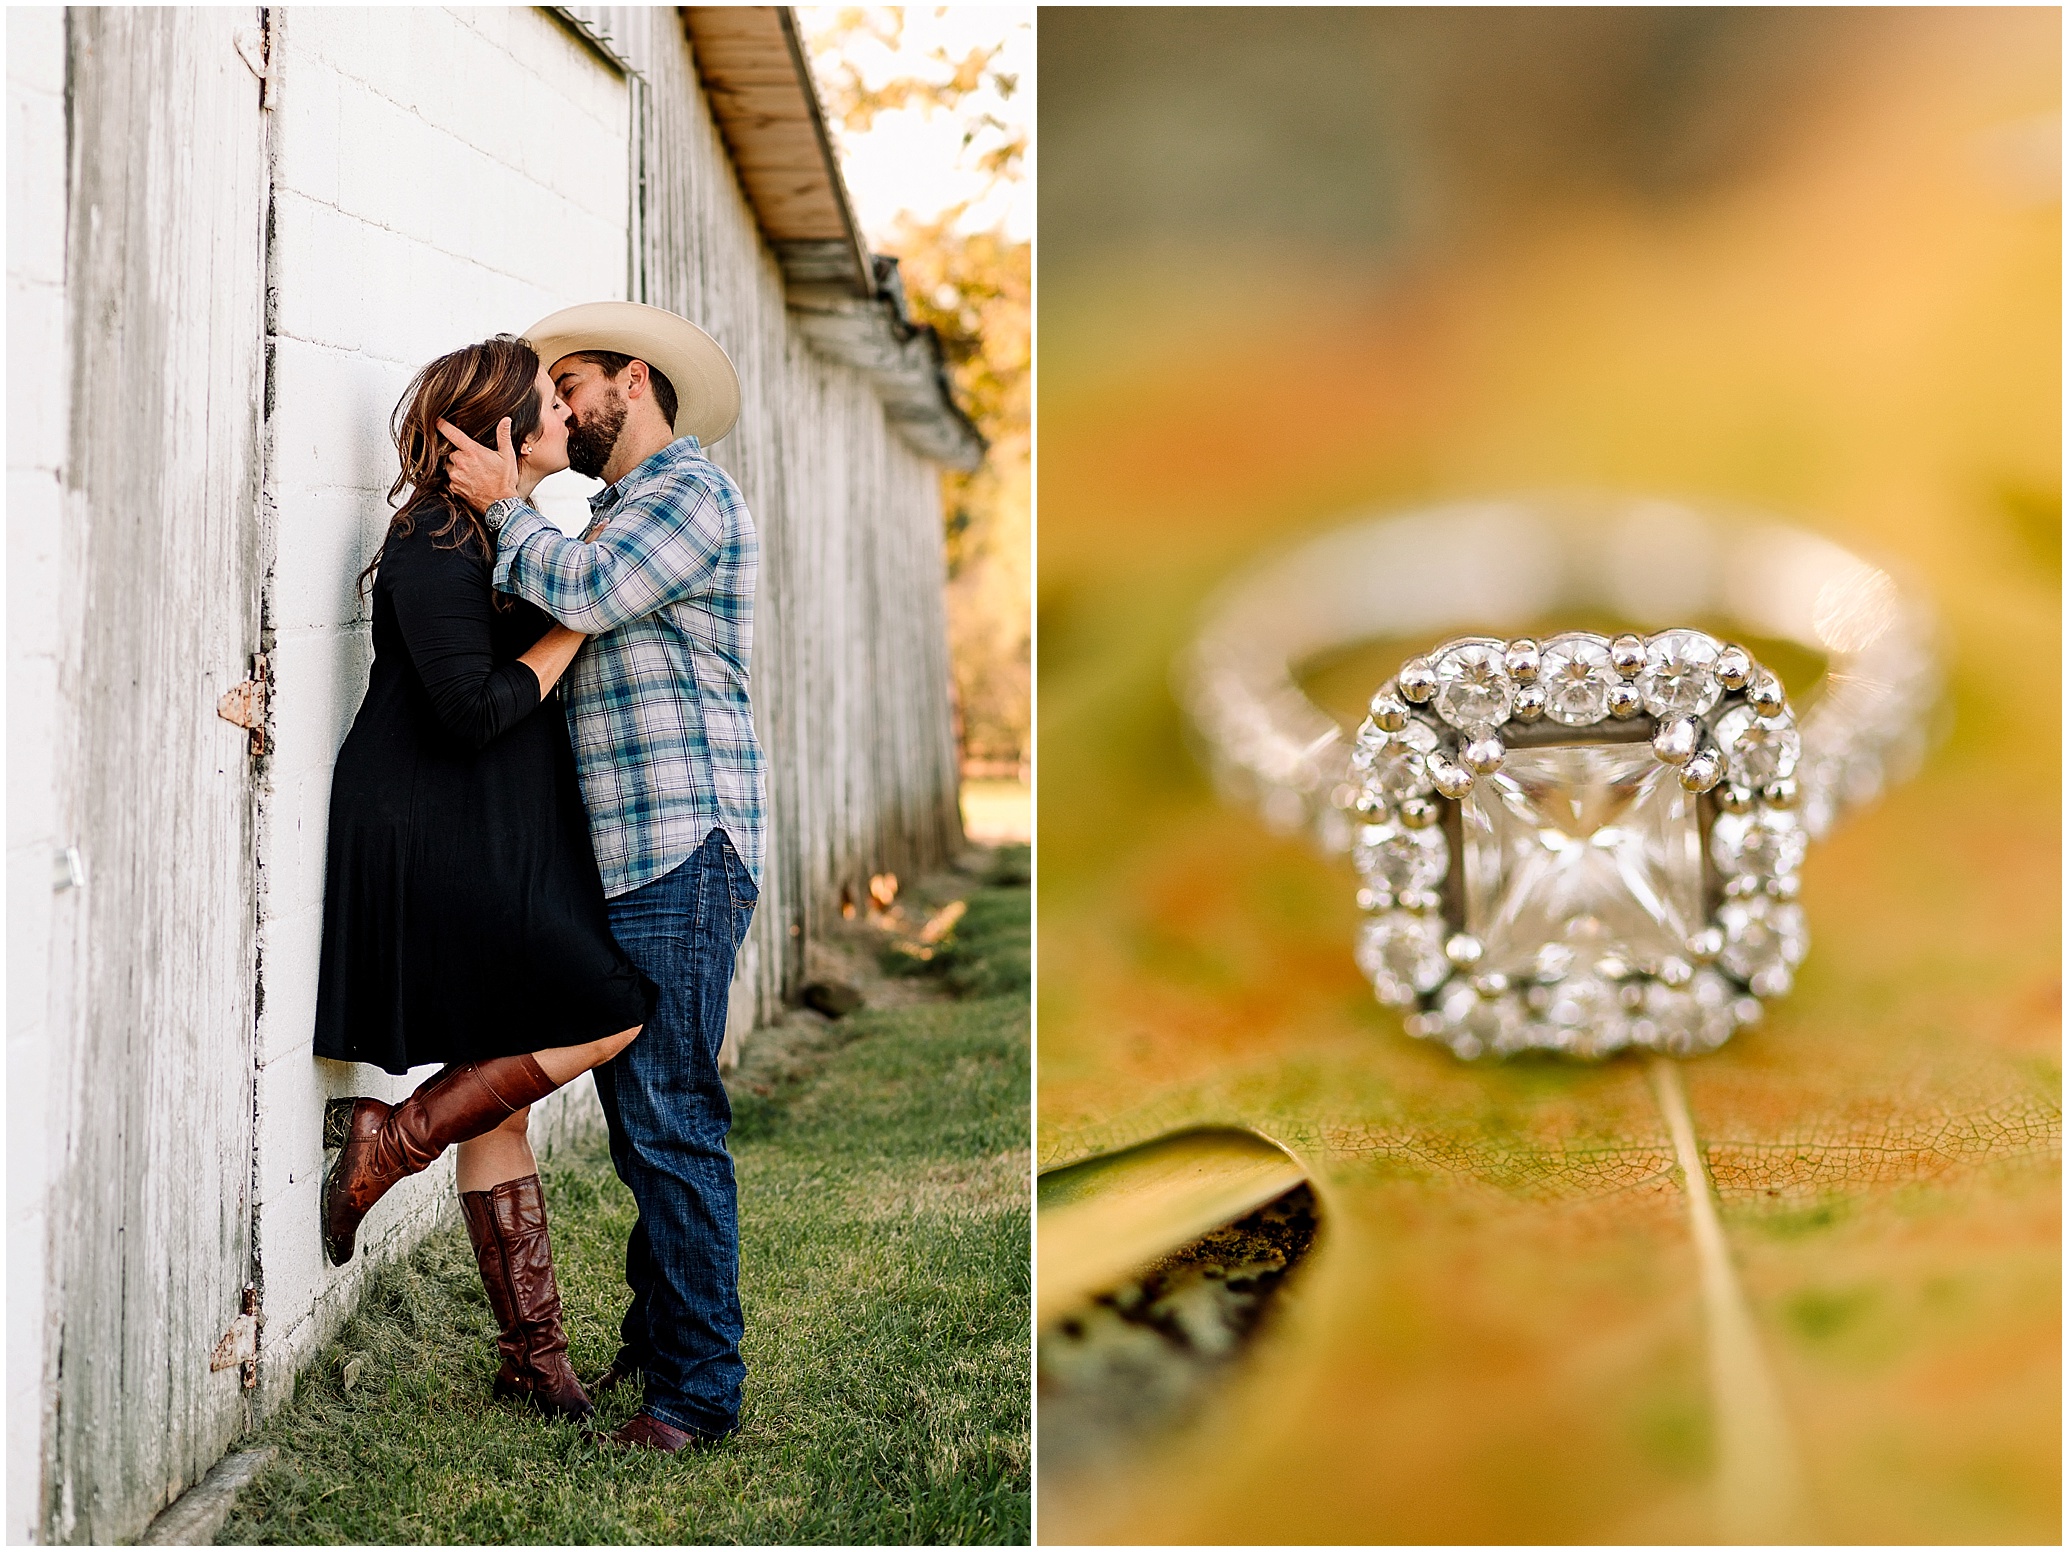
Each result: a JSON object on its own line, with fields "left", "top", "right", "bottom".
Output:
{"left": 624, "top": 9, "right": 965, "bottom": 1029}
{"left": 248, "top": 4, "right": 633, "bottom": 1399}
{"left": 6, "top": 10, "right": 73, "bottom": 1544}
{"left": 13, "top": 10, "right": 273, "bottom": 1542}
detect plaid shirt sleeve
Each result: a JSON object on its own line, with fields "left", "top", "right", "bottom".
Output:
{"left": 488, "top": 478, "right": 728, "bottom": 633}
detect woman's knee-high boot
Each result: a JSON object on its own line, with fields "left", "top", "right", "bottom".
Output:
{"left": 461, "top": 1173, "right": 594, "bottom": 1421}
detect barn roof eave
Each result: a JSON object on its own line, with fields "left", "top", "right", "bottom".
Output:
{"left": 678, "top": 6, "right": 987, "bottom": 471}
{"left": 788, "top": 257, "right": 987, "bottom": 472}
{"left": 679, "top": 7, "right": 876, "bottom": 297}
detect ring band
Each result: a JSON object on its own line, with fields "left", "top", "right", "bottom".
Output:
{"left": 1181, "top": 496, "right": 1939, "bottom": 1059}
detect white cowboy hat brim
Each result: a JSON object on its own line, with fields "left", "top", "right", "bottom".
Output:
{"left": 523, "top": 300, "right": 742, "bottom": 445}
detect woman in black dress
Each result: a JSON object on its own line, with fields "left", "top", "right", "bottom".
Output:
{"left": 313, "top": 336, "right": 655, "bottom": 1422}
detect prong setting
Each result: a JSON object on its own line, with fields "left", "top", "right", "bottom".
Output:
{"left": 1680, "top": 747, "right": 1723, "bottom": 793}
{"left": 1462, "top": 734, "right": 1505, "bottom": 774}
{"left": 1428, "top": 752, "right": 1474, "bottom": 800}
{"left": 1652, "top": 717, "right": 1697, "bottom": 766}
{"left": 1398, "top": 658, "right": 1437, "bottom": 704}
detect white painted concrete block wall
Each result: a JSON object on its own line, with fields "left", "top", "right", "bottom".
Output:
{"left": 7, "top": 10, "right": 71, "bottom": 1539}
{"left": 252, "top": 6, "right": 630, "bottom": 1391}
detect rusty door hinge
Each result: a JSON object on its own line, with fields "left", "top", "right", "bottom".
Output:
{"left": 211, "top": 1285, "right": 260, "bottom": 1388}
{"left": 217, "top": 655, "right": 268, "bottom": 756}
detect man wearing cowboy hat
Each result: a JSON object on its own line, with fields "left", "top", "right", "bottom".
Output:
{"left": 442, "top": 301, "right": 762, "bottom": 1454}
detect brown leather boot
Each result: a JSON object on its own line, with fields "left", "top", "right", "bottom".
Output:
{"left": 321, "top": 1055, "right": 559, "bottom": 1266}
{"left": 604, "top": 1412, "right": 726, "bottom": 1452}
{"left": 461, "top": 1174, "right": 593, "bottom": 1422}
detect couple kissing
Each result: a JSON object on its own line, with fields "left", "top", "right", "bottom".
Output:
{"left": 311, "top": 301, "right": 763, "bottom": 1455}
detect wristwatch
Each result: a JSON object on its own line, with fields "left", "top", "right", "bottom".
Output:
{"left": 483, "top": 496, "right": 526, "bottom": 535}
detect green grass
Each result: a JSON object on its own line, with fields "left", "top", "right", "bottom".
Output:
{"left": 222, "top": 869, "right": 1030, "bottom": 1545}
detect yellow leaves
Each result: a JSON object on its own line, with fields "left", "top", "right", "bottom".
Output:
{"left": 919, "top": 899, "right": 968, "bottom": 945}
{"left": 805, "top": 9, "right": 1025, "bottom": 185}
{"left": 884, "top": 898, "right": 970, "bottom": 963}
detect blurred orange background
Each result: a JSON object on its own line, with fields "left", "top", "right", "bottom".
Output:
{"left": 1036, "top": 7, "right": 2058, "bottom": 1543}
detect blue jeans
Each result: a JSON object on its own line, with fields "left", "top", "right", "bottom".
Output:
{"left": 596, "top": 828, "right": 757, "bottom": 1437}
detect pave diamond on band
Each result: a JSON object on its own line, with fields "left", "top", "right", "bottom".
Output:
{"left": 1181, "top": 498, "right": 1938, "bottom": 1060}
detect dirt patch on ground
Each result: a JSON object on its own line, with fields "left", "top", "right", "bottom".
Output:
{"left": 726, "top": 844, "right": 1013, "bottom": 1101}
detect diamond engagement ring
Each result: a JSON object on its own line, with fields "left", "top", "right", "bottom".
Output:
{"left": 1181, "top": 497, "right": 1939, "bottom": 1060}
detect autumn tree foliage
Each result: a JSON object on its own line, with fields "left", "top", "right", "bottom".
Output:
{"left": 808, "top": 8, "right": 1030, "bottom": 774}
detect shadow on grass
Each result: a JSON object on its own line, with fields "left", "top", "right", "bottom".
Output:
{"left": 222, "top": 873, "right": 1030, "bottom": 1546}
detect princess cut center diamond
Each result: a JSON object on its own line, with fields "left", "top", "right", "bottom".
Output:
{"left": 1462, "top": 743, "right": 1706, "bottom": 979}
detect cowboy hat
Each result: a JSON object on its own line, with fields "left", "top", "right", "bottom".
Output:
{"left": 522, "top": 300, "right": 741, "bottom": 445}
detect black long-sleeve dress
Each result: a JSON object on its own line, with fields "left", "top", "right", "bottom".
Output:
{"left": 312, "top": 507, "right": 656, "bottom": 1076}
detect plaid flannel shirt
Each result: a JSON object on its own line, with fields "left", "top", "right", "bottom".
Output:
{"left": 487, "top": 436, "right": 765, "bottom": 897}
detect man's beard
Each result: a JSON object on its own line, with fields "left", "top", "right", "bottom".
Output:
{"left": 566, "top": 391, "right": 628, "bottom": 479}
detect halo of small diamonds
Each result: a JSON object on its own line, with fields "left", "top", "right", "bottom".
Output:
{"left": 1342, "top": 629, "right": 1807, "bottom": 1060}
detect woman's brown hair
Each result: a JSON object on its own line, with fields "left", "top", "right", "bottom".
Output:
{"left": 357, "top": 334, "right": 544, "bottom": 603}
